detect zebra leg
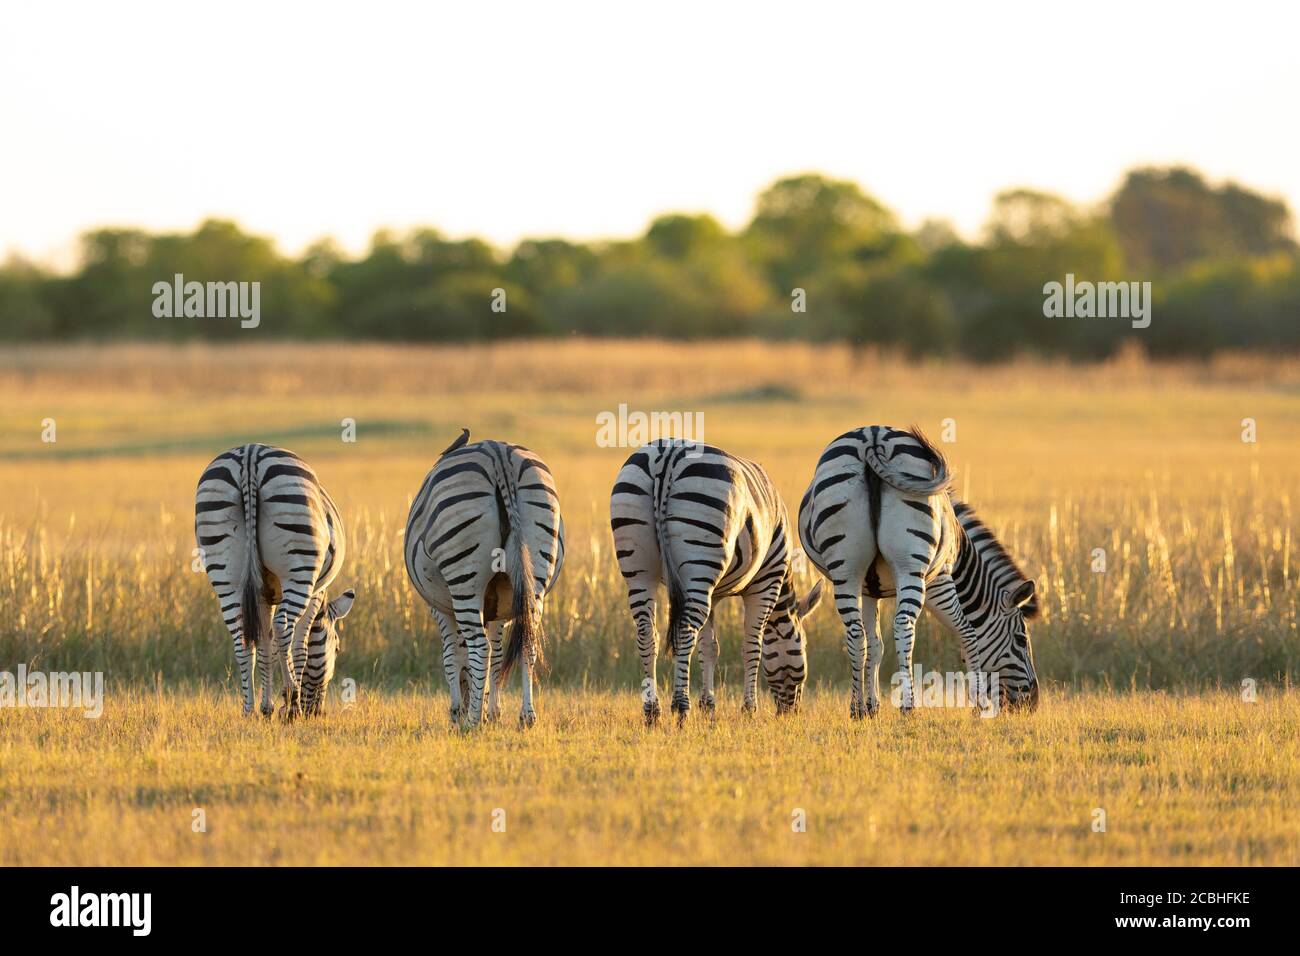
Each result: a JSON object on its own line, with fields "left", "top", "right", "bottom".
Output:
{"left": 433, "top": 609, "right": 465, "bottom": 723}
{"left": 519, "top": 638, "right": 538, "bottom": 729}
{"left": 835, "top": 589, "right": 868, "bottom": 719}
{"left": 273, "top": 578, "right": 318, "bottom": 715}
{"left": 257, "top": 625, "right": 276, "bottom": 718}
{"left": 623, "top": 575, "right": 660, "bottom": 725}
{"left": 925, "top": 572, "right": 989, "bottom": 712}
{"left": 696, "top": 614, "right": 718, "bottom": 713}
{"left": 453, "top": 600, "right": 490, "bottom": 728}
{"left": 284, "top": 594, "right": 323, "bottom": 720}
{"left": 862, "top": 598, "right": 884, "bottom": 717}
{"left": 740, "top": 630, "right": 762, "bottom": 713}
{"left": 220, "top": 605, "right": 258, "bottom": 715}
{"left": 232, "top": 633, "right": 255, "bottom": 716}
{"left": 485, "top": 619, "right": 505, "bottom": 724}
{"left": 740, "top": 580, "right": 783, "bottom": 713}
{"left": 891, "top": 573, "right": 927, "bottom": 713}
{"left": 669, "top": 595, "right": 711, "bottom": 724}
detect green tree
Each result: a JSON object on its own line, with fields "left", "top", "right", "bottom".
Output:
{"left": 745, "top": 173, "right": 900, "bottom": 292}
{"left": 0, "top": 257, "right": 57, "bottom": 339}
{"left": 644, "top": 213, "right": 728, "bottom": 260}
{"left": 931, "top": 190, "right": 1124, "bottom": 360}
{"left": 1109, "top": 167, "right": 1295, "bottom": 272}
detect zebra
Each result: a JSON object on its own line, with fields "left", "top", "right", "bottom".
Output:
{"left": 798, "top": 425, "right": 1039, "bottom": 718}
{"left": 404, "top": 429, "right": 565, "bottom": 729}
{"left": 296, "top": 588, "right": 356, "bottom": 716}
{"left": 611, "top": 439, "right": 824, "bottom": 725}
{"left": 195, "top": 444, "right": 355, "bottom": 717}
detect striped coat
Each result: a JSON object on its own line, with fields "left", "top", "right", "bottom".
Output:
{"left": 195, "top": 444, "right": 355, "bottom": 717}
{"left": 798, "top": 426, "right": 1038, "bottom": 717}
{"left": 404, "top": 430, "right": 565, "bottom": 728}
{"left": 297, "top": 591, "right": 354, "bottom": 716}
{"left": 611, "top": 439, "right": 822, "bottom": 723}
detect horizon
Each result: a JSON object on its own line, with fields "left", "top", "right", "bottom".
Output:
{"left": 4, "top": 1, "right": 1298, "bottom": 268}
{"left": 3, "top": 160, "right": 1287, "bottom": 275}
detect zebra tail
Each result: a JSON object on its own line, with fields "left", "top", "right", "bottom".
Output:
{"left": 663, "top": 576, "right": 686, "bottom": 658}
{"left": 495, "top": 450, "right": 545, "bottom": 683}
{"left": 653, "top": 452, "right": 683, "bottom": 657}
{"left": 862, "top": 425, "right": 952, "bottom": 496}
{"left": 239, "top": 445, "right": 263, "bottom": 651}
{"left": 499, "top": 535, "right": 543, "bottom": 682}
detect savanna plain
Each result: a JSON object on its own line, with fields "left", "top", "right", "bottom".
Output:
{"left": 1, "top": 341, "right": 1297, "bottom": 865}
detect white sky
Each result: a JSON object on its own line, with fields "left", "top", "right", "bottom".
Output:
{"left": 2, "top": 1, "right": 1297, "bottom": 268}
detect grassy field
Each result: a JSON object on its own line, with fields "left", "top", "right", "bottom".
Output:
{"left": 3, "top": 688, "right": 1297, "bottom": 866}
{"left": 0, "top": 341, "right": 1298, "bottom": 865}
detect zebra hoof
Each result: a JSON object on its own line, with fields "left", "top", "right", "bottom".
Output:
{"left": 670, "top": 698, "right": 690, "bottom": 725}
{"left": 740, "top": 702, "right": 757, "bottom": 718}
{"left": 898, "top": 705, "right": 915, "bottom": 718}
{"left": 698, "top": 695, "right": 715, "bottom": 714}
{"left": 519, "top": 711, "right": 536, "bottom": 730}
{"left": 643, "top": 702, "right": 661, "bottom": 727}
{"left": 850, "top": 701, "right": 867, "bottom": 720}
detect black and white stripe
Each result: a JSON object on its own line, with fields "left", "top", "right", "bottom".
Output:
{"left": 799, "top": 425, "right": 1039, "bottom": 718}
{"left": 404, "top": 429, "right": 565, "bottom": 728}
{"left": 297, "top": 588, "right": 355, "bottom": 716}
{"left": 195, "top": 444, "right": 354, "bottom": 717}
{"left": 611, "top": 439, "right": 823, "bottom": 724}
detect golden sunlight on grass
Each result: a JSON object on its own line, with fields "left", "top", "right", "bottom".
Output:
{"left": 2, "top": 689, "right": 1296, "bottom": 866}
{"left": 0, "top": 341, "right": 1297, "bottom": 865}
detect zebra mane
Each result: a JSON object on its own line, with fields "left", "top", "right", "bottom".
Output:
{"left": 949, "top": 495, "right": 1039, "bottom": 617}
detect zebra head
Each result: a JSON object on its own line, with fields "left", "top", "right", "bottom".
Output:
{"left": 764, "top": 576, "right": 824, "bottom": 714}
{"left": 300, "top": 587, "right": 356, "bottom": 715}
{"left": 949, "top": 499, "right": 1040, "bottom": 713}
{"left": 974, "top": 578, "right": 1039, "bottom": 712}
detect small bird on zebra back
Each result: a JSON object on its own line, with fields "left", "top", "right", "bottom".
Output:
{"left": 611, "top": 438, "right": 823, "bottom": 725}
{"left": 798, "top": 425, "right": 1039, "bottom": 719}
{"left": 195, "top": 444, "right": 355, "bottom": 718}
{"left": 404, "top": 429, "right": 566, "bottom": 729}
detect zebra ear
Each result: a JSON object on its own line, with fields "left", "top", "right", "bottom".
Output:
{"left": 329, "top": 589, "right": 356, "bottom": 620}
{"left": 1009, "top": 579, "right": 1036, "bottom": 610}
{"left": 798, "top": 579, "right": 825, "bottom": 618}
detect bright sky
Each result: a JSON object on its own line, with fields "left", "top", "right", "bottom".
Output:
{"left": 3, "top": 1, "right": 1297, "bottom": 268}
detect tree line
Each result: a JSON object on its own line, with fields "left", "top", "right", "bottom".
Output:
{"left": 2, "top": 166, "right": 1296, "bottom": 359}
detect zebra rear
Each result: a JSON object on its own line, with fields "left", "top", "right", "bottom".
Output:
{"left": 610, "top": 439, "right": 822, "bottom": 724}
{"left": 195, "top": 444, "right": 354, "bottom": 717}
{"left": 798, "top": 425, "right": 1038, "bottom": 718}
{"left": 404, "top": 430, "right": 565, "bottom": 728}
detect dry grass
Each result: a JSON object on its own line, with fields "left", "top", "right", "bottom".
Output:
{"left": 2, "top": 688, "right": 1296, "bottom": 866}
{"left": 0, "top": 340, "right": 1297, "bottom": 865}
